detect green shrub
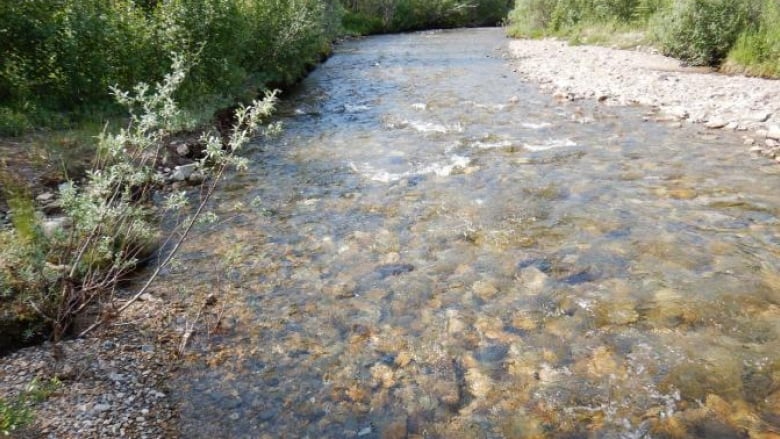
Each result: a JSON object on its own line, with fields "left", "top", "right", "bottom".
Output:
{"left": 0, "top": 378, "right": 61, "bottom": 435}
{"left": 507, "top": 0, "right": 557, "bottom": 36}
{"left": 726, "top": 0, "right": 780, "bottom": 77}
{"left": 341, "top": 0, "right": 512, "bottom": 33}
{"left": 0, "top": 0, "right": 337, "bottom": 132}
{"left": 507, "top": 0, "right": 667, "bottom": 37}
{"left": 653, "top": 0, "right": 748, "bottom": 65}
{"left": 342, "top": 10, "right": 385, "bottom": 34}
{"left": 0, "top": 107, "right": 31, "bottom": 137}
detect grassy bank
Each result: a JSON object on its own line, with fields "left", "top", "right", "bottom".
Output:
{"left": 507, "top": 0, "right": 780, "bottom": 79}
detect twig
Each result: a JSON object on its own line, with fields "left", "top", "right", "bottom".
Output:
{"left": 78, "top": 166, "right": 225, "bottom": 338}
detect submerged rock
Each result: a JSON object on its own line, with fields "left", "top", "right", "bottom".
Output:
{"left": 375, "top": 264, "right": 415, "bottom": 279}
{"left": 560, "top": 270, "right": 597, "bottom": 285}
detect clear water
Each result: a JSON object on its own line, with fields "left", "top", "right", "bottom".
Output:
{"left": 168, "top": 28, "right": 780, "bottom": 438}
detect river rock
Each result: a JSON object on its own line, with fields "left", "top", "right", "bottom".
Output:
{"left": 42, "top": 216, "right": 72, "bottom": 237}
{"left": 188, "top": 170, "right": 205, "bottom": 184}
{"left": 465, "top": 367, "right": 493, "bottom": 399}
{"left": 472, "top": 279, "right": 498, "bottom": 300}
{"left": 661, "top": 106, "right": 689, "bottom": 120}
{"left": 583, "top": 346, "right": 626, "bottom": 379}
{"left": 36, "top": 192, "right": 55, "bottom": 203}
{"left": 380, "top": 416, "right": 407, "bottom": 439}
{"left": 595, "top": 299, "right": 638, "bottom": 326}
{"left": 429, "top": 359, "right": 461, "bottom": 407}
{"left": 370, "top": 363, "right": 396, "bottom": 389}
{"left": 175, "top": 143, "right": 190, "bottom": 157}
{"left": 748, "top": 112, "right": 772, "bottom": 123}
{"left": 517, "top": 266, "right": 548, "bottom": 295}
{"left": 171, "top": 163, "right": 197, "bottom": 181}
{"left": 766, "top": 125, "right": 780, "bottom": 140}
{"left": 705, "top": 119, "right": 727, "bottom": 129}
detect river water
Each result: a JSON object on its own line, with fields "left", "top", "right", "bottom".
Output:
{"left": 168, "top": 28, "right": 780, "bottom": 438}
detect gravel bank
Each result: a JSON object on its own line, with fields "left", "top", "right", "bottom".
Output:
{"left": 0, "top": 295, "right": 180, "bottom": 438}
{"left": 508, "top": 38, "right": 780, "bottom": 161}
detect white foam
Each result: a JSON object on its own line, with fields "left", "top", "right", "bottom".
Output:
{"left": 349, "top": 154, "right": 471, "bottom": 182}
{"left": 523, "top": 138, "right": 577, "bottom": 151}
{"left": 344, "top": 104, "right": 371, "bottom": 113}
{"left": 384, "top": 118, "right": 463, "bottom": 134}
{"left": 521, "top": 122, "right": 552, "bottom": 130}
{"left": 471, "top": 140, "right": 513, "bottom": 149}
{"left": 411, "top": 103, "right": 427, "bottom": 111}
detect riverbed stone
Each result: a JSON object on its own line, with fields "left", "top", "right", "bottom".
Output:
{"left": 705, "top": 119, "right": 727, "bottom": 129}
{"left": 767, "top": 125, "right": 780, "bottom": 140}
{"left": 472, "top": 279, "right": 498, "bottom": 300}
{"left": 517, "top": 266, "right": 548, "bottom": 295}
{"left": 594, "top": 299, "right": 639, "bottom": 326}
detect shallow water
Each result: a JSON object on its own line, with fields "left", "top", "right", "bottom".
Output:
{"left": 168, "top": 28, "right": 780, "bottom": 438}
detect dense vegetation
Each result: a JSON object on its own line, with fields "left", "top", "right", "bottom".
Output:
{"left": 507, "top": 0, "right": 780, "bottom": 78}
{"left": 341, "top": 0, "right": 514, "bottom": 34}
{"left": 0, "top": 0, "right": 340, "bottom": 135}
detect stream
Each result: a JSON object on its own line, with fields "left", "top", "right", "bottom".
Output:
{"left": 167, "top": 28, "right": 780, "bottom": 438}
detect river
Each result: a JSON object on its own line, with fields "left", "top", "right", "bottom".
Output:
{"left": 167, "top": 28, "right": 780, "bottom": 438}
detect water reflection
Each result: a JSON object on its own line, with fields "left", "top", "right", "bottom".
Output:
{"left": 168, "top": 28, "right": 780, "bottom": 438}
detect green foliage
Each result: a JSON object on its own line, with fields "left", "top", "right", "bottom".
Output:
{"left": 0, "top": 394, "right": 33, "bottom": 436}
{"left": 0, "top": 378, "right": 61, "bottom": 435}
{"left": 0, "top": 0, "right": 336, "bottom": 131}
{"left": 653, "top": 0, "right": 748, "bottom": 65}
{"left": 508, "top": 0, "right": 666, "bottom": 37}
{"left": 342, "top": 10, "right": 385, "bottom": 35}
{"left": 507, "top": 0, "right": 558, "bottom": 36}
{"left": 1, "top": 54, "right": 279, "bottom": 345}
{"left": 0, "top": 107, "right": 31, "bottom": 137}
{"left": 340, "top": 0, "right": 513, "bottom": 34}
{"left": 726, "top": 0, "right": 780, "bottom": 77}
{"left": 508, "top": 0, "right": 779, "bottom": 76}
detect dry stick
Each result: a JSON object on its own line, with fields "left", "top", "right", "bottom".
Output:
{"left": 78, "top": 164, "right": 228, "bottom": 338}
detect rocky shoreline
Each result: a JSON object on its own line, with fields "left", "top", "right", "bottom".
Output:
{"left": 0, "top": 294, "right": 180, "bottom": 438}
{"left": 508, "top": 38, "right": 780, "bottom": 162}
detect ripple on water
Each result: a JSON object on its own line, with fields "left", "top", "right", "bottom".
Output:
{"left": 167, "top": 28, "right": 780, "bottom": 438}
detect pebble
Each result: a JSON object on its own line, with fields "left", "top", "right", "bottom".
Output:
{"left": 508, "top": 39, "right": 780, "bottom": 163}
{"left": 1, "top": 331, "right": 176, "bottom": 438}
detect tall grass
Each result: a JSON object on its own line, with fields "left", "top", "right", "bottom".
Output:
{"left": 725, "top": 0, "right": 780, "bottom": 77}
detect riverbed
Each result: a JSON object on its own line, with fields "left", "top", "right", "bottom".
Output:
{"left": 167, "top": 28, "right": 780, "bottom": 438}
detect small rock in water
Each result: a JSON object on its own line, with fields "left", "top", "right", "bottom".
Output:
{"left": 375, "top": 264, "right": 415, "bottom": 279}
{"left": 518, "top": 266, "right": 548, "bottom": 294}
{"left": 472, "top": 280, "right": 498, "bottom": 299}
{"left": 560, "top": 270, "right": 596, "bottom": 285}
{"left": 517, "top": 258, "right": 552, "bottom": 273}
{"left": 475, "top": 343, "right": 509, "bottom": 363}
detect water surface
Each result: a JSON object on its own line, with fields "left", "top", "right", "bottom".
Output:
{"left": 169, "top": 28, "right": 780, "bottom": 438}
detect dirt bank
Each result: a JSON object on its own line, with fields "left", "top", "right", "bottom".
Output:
{"left": 508, "top": 38, "right": 780, "bottom": 160}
